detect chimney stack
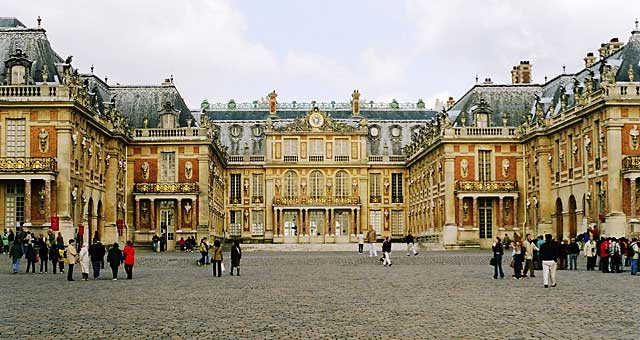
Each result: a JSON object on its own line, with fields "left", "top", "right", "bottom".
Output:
{"left": 511, "top": 61, "right": 532, "bottom": 84}
{"left": 446, "top": 96, "right": 455, "bottom": 109}
{"left": 483, "top": 78, "right": 493, "bottom": 85}
{"left": 584, "top": 52, "right": 596, "bottom": 68}
{"left": 599, "top": 38, "right": 624, "bottom": 57}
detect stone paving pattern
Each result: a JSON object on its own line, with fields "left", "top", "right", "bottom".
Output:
{"left": 1, "top": 250, "right": 639, "bottom": 339}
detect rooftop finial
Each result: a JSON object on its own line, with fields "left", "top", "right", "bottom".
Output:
{"left": 475, "top": 74, "right": 478, "bottom": 83}
{"left": 170, "top": 74, "right": 174, "bottom": 83}
{"left": 90, "top": 65, "right": 94, "bottom": 73}
{"left": 562, "top": 65, "right": 566, "bottom": 74}
{"left": 636, "top": 18, "right": 639, "bottom": 30}
{"left": 37, "top": 16, "right": 41, "bottom": 28}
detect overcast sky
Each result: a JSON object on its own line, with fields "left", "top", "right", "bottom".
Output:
{"left": 5, "top": 1, "right": 640, "bottom": 109}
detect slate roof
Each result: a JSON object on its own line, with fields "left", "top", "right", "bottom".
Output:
{"left": 109, "top": 84, "right": 192, "bottom": 129}
{"left": 0, "top": 18, "right": 63, "bottom": 85}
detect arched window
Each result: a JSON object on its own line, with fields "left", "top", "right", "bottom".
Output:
{"left": 283, "top": 171, "right": 298, "bottom": 199}
{"left": 334, "top": 170, "right": 349, "bottom": 198}
{"left": 309, "top": 171, "right": 324, "bottom": 199}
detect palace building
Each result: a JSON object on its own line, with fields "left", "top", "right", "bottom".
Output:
{"left": 2, "top": 17, "right": 640, "bottom": 249}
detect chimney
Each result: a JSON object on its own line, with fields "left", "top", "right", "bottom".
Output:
{"left": 446, "top": 96, "right": 455, "bottom": 109}
{"left": 599, "top": 38, "right": 624, "bottom": 58}
{"left": 483, "top": 77, "right": 493, "bottom": 85}
{"left": 511, "top": 61, "right": 532, "bottom": 84}
{"left": 351, "top": 90, "right": 360, "bottom": 116}
{"left": 584, "top": 52, "right": 596, "bottom": 68}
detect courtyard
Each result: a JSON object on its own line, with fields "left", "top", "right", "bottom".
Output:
{"left": 1, "top": 250, "right": 639, "bottom": 340}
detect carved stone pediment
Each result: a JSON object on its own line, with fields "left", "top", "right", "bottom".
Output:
{"left": 273, "top": 108, "right": 362, "bottom": 133}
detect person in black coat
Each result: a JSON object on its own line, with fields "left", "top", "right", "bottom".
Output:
{"left": 230, "top": 240, "right": 242, "bottom": 276}
{"left": 106, "top": 243, "right": 123, "bottom": 280}
{"left": 49, "top": 244, "right": 59, "bottom": 274}
{"left": 24, "top": 240, "right": 37, "bottom": 273}
{"left": 539, "top": 234, "right": 559, "bottom": 288}
{"left": 492, "top": 237, "right": 505, "bottom": 279}
{"left": 37, "top": 236, "right": 49, "bottom": 273}
{"left": 89, "top": 240, "right": 106, "bottom": 279}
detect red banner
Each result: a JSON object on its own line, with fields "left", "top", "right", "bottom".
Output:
{"left": 117, "top": 219, "right": 124, "bottom": 236}
{"left": 78, "top": 225, "right": 84, "bottom": 236}
{"left": 50, "top": 216, "right": 59, "bottom": 231}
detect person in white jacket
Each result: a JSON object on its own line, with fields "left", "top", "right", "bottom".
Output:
{"left": 583, "top": 239, "right": 597, "bottom": 271}
{"left": 78, "top": 243, "right": 91, "bottom": 281}
{"left": 523, "top": 234, "right": 539, "bottom": 278}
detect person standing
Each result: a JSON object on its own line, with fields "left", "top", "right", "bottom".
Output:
{"left": 66, "top": 239, "right": 78, "bottom": 281}
{"left": 106, "top": 243, "right": 123, "bottom": 280}
{"left": 50, "top": 244, "right": 59, "bottom": 274}
{"left": 405, "top": 232, "right": 418, "bottom": 256}
{"left": 37, "top": 236, "right": 49, "bottom": 273}
{"left": 152, "top": 234, "right": 160, "bottom": 253}
{"left": 212, "top": 240, "right": 223, "bottom": 277}
{"left": 366, "top": 227, "right": 377, "bottom": 257}
{"left": 230, "top": 240, "right": 241, "bottom": 276}
{"left": 609, "top": 238, "right": 621, "bottom": 273}
{"left": 56, "top": 232, "right": 64, "bottom": 249}
{"left": 24, "top": 240, "right": 36, "bottom": 273}
{"left": 57, "top": 245, "right": 65, "bottom": 274}
{"left": 599, "top": 237, "right": 610, "bottom": 272}
{"left": 9, "top": 239, "right": 23, "bottom": 274}
{"left": 512, "top": 241, "right": 524, "bottom": 279}
{"left": 522, "top": 234, "right": 538, "bottom": 278}
{"left": 356, "top": 232, "right": 364, "bottom": 254}
{"left": 1, "top": 230, "right": 8, "bottom": 254}
{"left": 382, "top": 236, "right": 392, "bottom": 267}
{"left": 539, "top": 234, "right": 559, "bottom": 288}
{"left": 122, "top": 241, "right": 135, "bottom": 280}
{"left": 568, "top": 238, "right": 580, "bottom": 270}
{"left": 78, "top": 243, "right": 90, "bottom": 281}
{"left": 89, "top": 240, "right": 105, "bottom": 279}
{"left": 199, "top": 238, "right": 209, "bottom": 266}
{"left": 630, "top": 238, "right": 640, "bottom": 275}
{"left": 492, "top": 237, "right": 505, "bottom": 279}
{"left": 558, "top": 240, "right": 568, "bottom": 270}
{"left": 584, "top": 238, "right": 597, "bottom": 271}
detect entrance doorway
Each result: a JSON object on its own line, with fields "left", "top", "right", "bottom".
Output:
{"left": 309, "top": 210, "right": 324, "bottom": 236}
{"left": 334, "top": 210, "right": 350, "bottom": 236}
{"left": 160, "top": 201, "right": 175, "bottom": 250}
{"left": 555, "top": 198, "right": 564, "bottom": 239}
{"left": 284, "top": 211, "right": 298, "bottom": 237}
{"left": 478, "top": 198, "right": 493, "bottom": 240}
{"left": 5, "top": 182, "right": 25, "bottom": 229}
{"left": 568, "top": 195, "right": 577, "bottom": 239}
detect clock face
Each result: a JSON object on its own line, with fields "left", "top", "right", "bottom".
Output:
{"left": 309, "top": 112, "right": 324, "bottom": 128}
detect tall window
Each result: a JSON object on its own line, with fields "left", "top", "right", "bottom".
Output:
{"left": 284, "top": 138, "right": 299, "bottom": 161}
{"left": 6, "top": 119, "right": 26, "bottom": 157}
{"left": 476, "top": 113, "right": 489, "bottom": 127}
{"left": 334, "top": 138, "right": 349, "bottom": 161}
{"left": 478, "top": 150, "right": 492, "bottom": 182}
{"left": 5, "top": 183, "right": 24, "bottom": 229}
{"left": 252, "top": 174, "right": 264, "bottom": 203}
{"left": 160, "top": 152, "right": 175, "bottom": 182}
{"left": 284, "top": 171, "right": 298, "bottom": 199}
{"left": 370, "top": 173, "right": 381, "bottom": 203}
{"left": 230, "top": 174, "right": 241, "bottom": 204}
{"left": 391, "top": 173, "right": 403, "bottom": 203}
{"left": 370, "top": 210, "right": 382, "bottom": 235}
{"left": 251, "top": 210, "right": 264, "bottom": 236}
{"left": 309, "top": 171, "right": 324, "bottom": 199}
{"left": 229, "top": 210, "right": 242, "bottom": 236}
{"left": 335, "top": 170, "right": 349, "bottom": 197}
{"left": 391, "top": 210, "right": 403, "bottom": 235}
{"left": 309, "top": 138, "right": 324, "bottom": 161}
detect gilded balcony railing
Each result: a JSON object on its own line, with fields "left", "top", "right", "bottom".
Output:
{"left": 273, "top": 196, "right": 360, "bottom": 206}
{"left": 623, "top": 155, "right": 640, "bottom": 171}
{"left": 0, "top": 157, "right": 57, "bottom": 172}
{"left": 134, "top": 182, "right": 199, "bottom": 194}
{"left": 456, "top": 180, "right": 518, "bottom": 192}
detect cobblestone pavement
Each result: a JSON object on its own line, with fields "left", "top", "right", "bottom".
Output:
{"left": 1, "top": 250, "right": 639, "bottom": 340}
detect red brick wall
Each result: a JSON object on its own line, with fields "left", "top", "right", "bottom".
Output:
{"left": 455, "top": 156, "right": 475, "bottom": 180}
{"left": 178, "top": 158, "right": 199, "bottom": 182}
{"left": 622, "top": 124, "right": 640, "bottom": 155}
{"left": 133, "top": 159, "right": 158, "bottom": 183}
{"left": 29, "top": 126, "right": 57, "bottom": 157}
{"left": 495, "top": 156, "right": 517, "bottom": 181}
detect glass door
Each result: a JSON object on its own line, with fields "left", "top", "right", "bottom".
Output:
{"left": 159, "top": 201, "right": 175, "bottom": 250}
{"left": 479, "top": 198, "right": 493, "bottom": 239}
{"left": 284, "top": 211, "right": 298, "bottom": 237}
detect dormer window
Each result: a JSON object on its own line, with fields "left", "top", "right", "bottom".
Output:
{"left": 10, "top": 65, "right": 26, "bottom": 85}
{"left": 4, "top": 48, "right": 33, "bottom": 85}
{"left": 476, "top": 112, "right": 490, "bottom": 127}
{"left": 472, "top": 98, "right": 492, "bottom": 128}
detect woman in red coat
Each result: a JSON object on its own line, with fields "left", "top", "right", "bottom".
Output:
{"left": 122, "top": 241, "right": 136, "bottom": 280}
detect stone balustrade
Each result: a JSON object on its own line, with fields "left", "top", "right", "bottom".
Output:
{"left": 134, "top": 182, "right": 199, "bottom": 194}
{"left": 623, "top": 155, "right": 640, "bottom": 171}
{"left": 456, "top": 180, "right": 518, "bottom": 192}
{"left": 273, "top": 196, "right": 360, "bottom": 206}
{"left": 0, "top": 84, "right": 69, "bottom": 99}
{"left": 133, "top": 128, "right": 208, "bottom": 141}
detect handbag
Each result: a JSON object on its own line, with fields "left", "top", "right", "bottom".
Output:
{"left": 221, "top": 262, "right": 226, "bottom": 272}
{"left": 35, "top": 254, "right": 40, "bottom": 263}
{"left": 509, "top": 260, "right": 514, "bottom": 268}
{"left": 490, "top": 257, "right": 496, "bottom": 266}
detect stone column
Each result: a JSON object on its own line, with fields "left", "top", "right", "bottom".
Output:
{"left": 631, "top": 178, "right": 637, "bottom": 218}
{"left": 150, "top": 198, "right": 155, "bottom": 231}
{"left": 472, "top": 197, "right": 478, "bottom": 229}
{"left": 513, "top": 197, "right": 519, "bottom": 230}
{"left": 24, "top": 179, "right": 32, "bottom": 227}
{"left": 498, "top": 197, "right": 504, "bottom": 228}
{"left": 324, "top": 208, "right": 329, "bottom": 237}
{"left": 442, "top": 153, "right": 458, "bottom": 245}
{"left": 176, "top": 199, "right": 182, "bottom": 231}
{"left": 44, "top": 180, "right": 51, "bottom": 224}
{"left": 192, "top": 199, "right": 197, "bottom": 230}
{"left": 135, "top": 199, "right": 140, "bottom": 230}
{"left": 458, "top": 196, "right": 464, "bottom": 227}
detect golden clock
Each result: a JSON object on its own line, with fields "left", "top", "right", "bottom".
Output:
{"left": 309, "top": 112, "right": 325, "bottom": 128}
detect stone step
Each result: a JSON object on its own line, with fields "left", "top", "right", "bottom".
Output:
{"left": 239, "top": 242, "right": 445, "bottom": 252}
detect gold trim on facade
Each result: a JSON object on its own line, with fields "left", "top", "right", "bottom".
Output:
{"left": 134, "top": 182, "right": 199, "bottom": 194}
{"left": 0, "top": 157, "right": 57, "bottom": 172}
{"left": 273, "top": 196, "right": 360, "bottom": 206}
{"left": 456, "top": 181, "right": 518, "bottom": 192}
{"left": 622, "top": 155, "right": 640, "bottom": 171}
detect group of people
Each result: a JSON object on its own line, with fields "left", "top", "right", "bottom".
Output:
{"left": 492, "top": 230, "right": 640, "bottom": 288}
{"left": 5, "top": 228, "right": 136, "bottom": 281}
{"left": 194, "top": 237, "right": 242, "bottom": 277}
{"left": 177, "top": 236, "right": 197, "bottom": 252}
{"left": 356, "top": 227, "right": 416, "bottom": 267}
